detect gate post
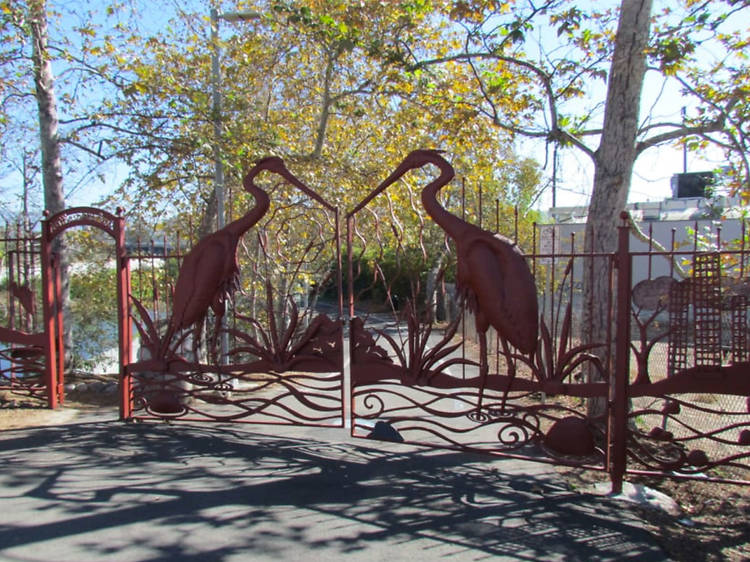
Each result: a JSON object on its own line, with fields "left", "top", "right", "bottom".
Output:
{"left": 608, "top": 211, "right": 632, "bottom": 493}
{"left": 115, "top": 210, "right": 133, "bottom": 420}
{"left": 40, "top": 216, "right": 59, "bottom": 409}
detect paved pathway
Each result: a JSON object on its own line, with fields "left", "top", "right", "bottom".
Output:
{"left": 0, "top": 417, "right": 669, "bottom": 561}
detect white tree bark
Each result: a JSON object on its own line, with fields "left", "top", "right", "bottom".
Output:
{"left": 29, "top": 0, "right": 71, "bottom": 366}
{"left": 30, "top": 1, "right": 64, "bottom": 216}
{"left": 583, "top": 0, "right": 653, "bottom": 416}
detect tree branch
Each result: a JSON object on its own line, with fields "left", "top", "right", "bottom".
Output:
{"left": 410, "top": 50, "right": 597, "bottom": 159}
{"left": 635, "top": 94, "right": 740, "bottom": 155}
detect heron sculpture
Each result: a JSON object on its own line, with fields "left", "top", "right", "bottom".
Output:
{"left": 162, "top": 156, "right": 314, "bottom": 355}
{"left": 372, "top": 150, "right": 538, "bottom": 413}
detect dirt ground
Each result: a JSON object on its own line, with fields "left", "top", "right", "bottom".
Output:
{"left": 1, "top": 389, "right": 749, "bottom": 561}
{"left": 557, "top": 466, "right": 750, "bottom": 561}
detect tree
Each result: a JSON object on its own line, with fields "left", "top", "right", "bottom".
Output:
{"left": 27, "top": 0, "right": 65, "bottom": 219}
{"left": 583, "top": 0, "right": 652, "bottom": 416}
{"left": 0, "top": 0, "right": 72, "bottom": 363}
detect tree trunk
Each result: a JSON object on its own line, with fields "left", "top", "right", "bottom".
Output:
{"left": 30, "top": 0, "right": 72, "bottom": 368}
{"left": 583, "top": 0, "right": 653, "bottom": 417}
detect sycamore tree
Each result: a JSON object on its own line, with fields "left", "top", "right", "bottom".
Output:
{"left": 1, "top": 0, "right": 72, "bottom": 361}
{"left": 73, "top": 0, "right": 548, "bottom": 339}
{"left": 0, "top": 0, "right": 547, "bottom": 361}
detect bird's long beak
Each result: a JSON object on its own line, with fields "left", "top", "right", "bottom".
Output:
{"left": 277, "top": 167, "right": 335, "bottom": 211}
{"left": 349, "top": 158, "right": 416, "bottom": 216}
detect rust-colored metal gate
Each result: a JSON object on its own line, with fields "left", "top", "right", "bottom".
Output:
{"left": 124, "top": 158, "right": 344, "bottom": 427}
{"left": 7, "top": 154, "right": 748, "bottom": 491}
{"left": 347, "top": 152, "right": 614, "bottom": 480}
{"left": 41, "top": 207, "right": 131, "bottom": 413}
{"left": 344, "top": 152, "right": 750, "bottom": 490}
{"left": 0, "top": 225, "right": 46, "bottom": 403}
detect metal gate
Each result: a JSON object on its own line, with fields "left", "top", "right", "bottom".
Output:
{"left": 12, "top": 153, "right": 748, "bottom": 490}
{"left": 0, "top": 226, "right": 46, "bottom": 403}
{"left": 344, "top": 151, "right": 750, "bottom": 490}
{"left": 41, "top": 207, "right": 131, "bottom": 413}
{"left": 125, "top": 158, "right": 344, "bottom": 427}
{"left": 347, "top": 151, "right": 612, "bottom": 475}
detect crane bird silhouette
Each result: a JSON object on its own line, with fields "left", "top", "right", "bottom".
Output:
{"left": 161, "top": 156, "right": 314, "bottom": 356}
{"left": 371, "top": 150, "right": 538, "bottom": 413}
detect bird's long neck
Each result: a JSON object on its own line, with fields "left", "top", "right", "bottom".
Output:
{"left": 420, "top": 161, "right": 462, "bottom": 238}
{"left": 225, "top": 179, "right": 270, "bottom": 237}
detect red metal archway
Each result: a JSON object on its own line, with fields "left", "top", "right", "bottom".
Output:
{"left": 41, "top": 207, "right": 132, "bottom": 415}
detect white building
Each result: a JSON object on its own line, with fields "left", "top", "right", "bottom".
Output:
{"left": 540, "top": 173, "right": 748, "bottom": 285}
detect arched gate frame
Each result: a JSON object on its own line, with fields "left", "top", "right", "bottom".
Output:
{"left": 41, "top": 207, "right": 131, "bottom": 414}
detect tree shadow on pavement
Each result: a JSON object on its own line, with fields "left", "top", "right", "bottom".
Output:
{"left": 0, "top": 421, "right": 667, "bottom": 561}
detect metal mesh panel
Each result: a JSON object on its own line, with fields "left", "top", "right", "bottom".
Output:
{"left": 693, "top": 253, "right": 722, "bottom": 368}
{"left": 668, "top": 281, "right": 690, "bottom": 376}
{"left": 731, "top": 295, "right": 748, "bottom": 364}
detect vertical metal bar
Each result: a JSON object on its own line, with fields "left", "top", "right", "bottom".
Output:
{"left": 137, "top": 236, "right": 144, "bottom": 306}
{"left": 41, "top": 214, "right": 58, "bottom": 409}
{"left": 345, "top": 213, "right": 356, "bottom": 435}
{"left": 532, "top": 221, "right": 537, "bottom": 278}
{"left": 647, "top": 223, "right": 653, "bottom": 280}
{"left": 569, "top": 232, "right": 576, "bottom": 343}
{"left": 550, "top": 224, "right": 557, "bottom": 346}
{"left": 586, "top": 223, "right": 594, "bottom": 355}
{"left": 116, "top": 211, "right": 132, "bottom": 420}
{"left": 173, "top": 230, "right": 181, "bottom": 314}
{"left": 22, "top": 223, "right": 30, "bottom": 331}
{"left": 150, "top": 238, "right": 158, "bottom": 325}
{"left": 670, "top": 229, "right": 676, "bottom": 278}
{"left": 346, "top": 215, "right": 355, "bottom": 319}
{"left": 494, "top": 201, "right": 500, "bottom": 371}
{"left": 8, "top": 243, "right": 17, "bottom": 384}
{"left": 15, "top": 223, "right": 21, "bottom": 329}
{"left": 14, "top": 224, "right": 19, "bottom": 329}
{"left": 461, "top": 178, "right": 466, "bottom": 379}
{"left": 741, "top": 220, "right": 746, "bottom": 279}
{"left": 335, "top": 208, "right": 344, "bottom": 318}
{"left": 30, "top": 233, "right": 37, "bottom": 332}
{"left": 334, "top": 207, "right": 345, "bottom": 428}
{"left": 53, "top": 253, "right": 64, "bottom": 405}
{"left": 609, "top": 212, "right": 632, "bottom": 494}
{"left": 8, "top": 252, "right": 15, "bottom": 331}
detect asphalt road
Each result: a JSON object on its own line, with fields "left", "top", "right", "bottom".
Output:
{"left": 0, "top": 416, "right": 669, "bottom": 561}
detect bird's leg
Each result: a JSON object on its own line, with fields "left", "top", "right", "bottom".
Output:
{"left": 476, "top": 330, "right": 489, "bottom": 414}
{"left": 499, "top": 337, "right": 516, "bottom": 415}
